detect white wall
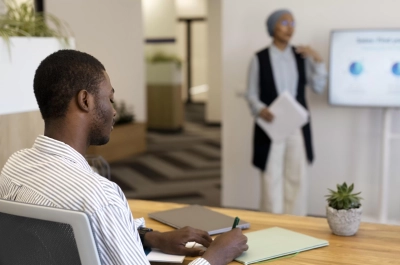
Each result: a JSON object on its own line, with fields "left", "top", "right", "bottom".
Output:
{"left": 222, "top": 0, "right": 400, "bottom": 224}
{"left": 46, "top": 0, "right": 146, "bottom": 122}
{"left": 143, "top": 0, "right": 176, "bottom": 57}
{"left": 206, "top": 0, "right": 222, "bottom": 123}
{"left": 176, "top": 0, "right": 208, "bottom": 102}
{"left": 176, "top": 0, "right": 206, "bottom": 18}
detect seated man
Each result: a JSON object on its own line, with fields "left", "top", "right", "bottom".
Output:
{"left": 0, "top": 50, "right": 248, "bottom": 265}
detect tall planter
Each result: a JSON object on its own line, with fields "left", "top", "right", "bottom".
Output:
{"left": 0, "top": 37, "right": 74, "bottom": 115}
{"left": 146, "top": 62, "right": 183, "bottom": 131}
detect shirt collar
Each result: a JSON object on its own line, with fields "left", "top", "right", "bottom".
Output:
{"left": 33, "top": 135, "right": 93, "bottom": 172}
{"left": 270, "top": 43, "right": 292, "bottom": 57}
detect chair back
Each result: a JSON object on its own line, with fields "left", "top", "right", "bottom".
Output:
{"left": 0, "top": 199, "right": 101, "bottom": 265}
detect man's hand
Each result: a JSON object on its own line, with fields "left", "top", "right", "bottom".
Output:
{"left": 202, "top": 228, "right": 248, "bottom": 265}
{"left": 144, "top": 226, "right": 212, "bottom": 256}
{"left": 259, "top": 107, "right": 274, "bottom": 122}
{"left": 296, "top": 46, "right": 323, "bottom": 63}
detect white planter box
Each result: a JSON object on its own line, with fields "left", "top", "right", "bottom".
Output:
{"left": 0, "top": 37, "right": 74, "bottom": 115}
{"left": 146, "top": 62, "right": 181, "bottom": 86}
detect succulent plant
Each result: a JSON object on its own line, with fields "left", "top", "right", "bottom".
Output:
{"left": 113, "top": 101, "right": 135, "bottom": 126}
{"left": 326, "top": 182, "right": 362, "bottom": 210}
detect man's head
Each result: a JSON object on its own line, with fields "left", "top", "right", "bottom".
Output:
{"left": 266, "top": 9, "right": 295, "bottom": 43}
{"left": 34, "top": 50, "right": 116, "bottom": 146}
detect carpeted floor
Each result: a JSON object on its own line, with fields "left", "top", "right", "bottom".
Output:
{"left": 110, "top": 104, "right": 222, "bottom": 207}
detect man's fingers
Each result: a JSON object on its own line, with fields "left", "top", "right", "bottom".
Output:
{"left": 188, "top": 232, "right": 212, "bottom": 248}
{"left": 243, "top": 244, "right": 249, "bottom": 252}
{"left": 180, "top": 227, "right": 212, "bottom": 247}
{"left": 200, "top": 233, "right": 212, "bottom": 247}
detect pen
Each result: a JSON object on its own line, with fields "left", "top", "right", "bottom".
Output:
{"left": 232, "top": 216, "right": 240, "bottom": 229}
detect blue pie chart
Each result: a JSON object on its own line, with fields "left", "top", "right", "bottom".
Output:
{"left": 392, "top": 63, "right": 400, "bottom": 76}
{"left": 349, "top": 62, "right": 363, "bottom": 76}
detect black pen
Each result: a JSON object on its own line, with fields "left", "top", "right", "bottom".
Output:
{"left": 232, "top": 216, "right": 240, "bottom": 229}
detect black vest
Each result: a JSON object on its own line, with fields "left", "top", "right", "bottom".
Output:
{"left": 252, "top": 47, "right": 314, "bottom": 171}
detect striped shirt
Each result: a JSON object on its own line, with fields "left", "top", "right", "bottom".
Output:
{"left": 0, "top": 135, "right": 209, "bottom": 265}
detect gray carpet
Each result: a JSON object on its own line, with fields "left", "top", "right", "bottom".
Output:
{"left": 110, "top": 120, "right": 222, "bottom": 207}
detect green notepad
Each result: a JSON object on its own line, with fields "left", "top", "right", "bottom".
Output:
{"left": 235, "top": 227, "right": 329, "bottom": 265}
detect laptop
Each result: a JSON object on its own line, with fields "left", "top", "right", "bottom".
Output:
{"left": 148, "top": 205, "right": 250, "bottom": 235}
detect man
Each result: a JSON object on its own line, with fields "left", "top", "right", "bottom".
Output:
{"left": 246, "top": 10, "right": 327, "bottom": 215}
{"left": 0, "top": 50, "right": 248, "bottom": 265}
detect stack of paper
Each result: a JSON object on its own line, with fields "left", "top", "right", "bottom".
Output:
{"left": 235, "top": 227, "right": 329, "bottom": 265}
{"left": 256, "top": 91, "right": 309, "bottom": 142}
{"left": 146, "top": 241, "right": 207, "bottom": 263}
{"left": 146, "top": 249, "right": 185, "bottom": 263}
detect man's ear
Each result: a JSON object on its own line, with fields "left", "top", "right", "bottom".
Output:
{"left": 76, "top": 90, "right": 92, "bottom": 113}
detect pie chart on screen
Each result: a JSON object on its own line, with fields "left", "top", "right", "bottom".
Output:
{"left": 349, "top": 62, "right": 363, "bottom": 76}
{"left": 392, "top": 63, "right": 400, "bottom": 76}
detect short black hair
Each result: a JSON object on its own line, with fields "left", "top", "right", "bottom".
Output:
{"left": 34, "top": 49, "right": 106, "bottom": 120}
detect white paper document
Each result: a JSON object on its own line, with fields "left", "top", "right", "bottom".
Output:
{"left": 256, "top": 91, "right": 309, "bottom": 142}
{"left": 146, "top": 249, "right": 185, "bottom": 263}
{"left": 146, "top": 242, "right": 207, "bottom": 263}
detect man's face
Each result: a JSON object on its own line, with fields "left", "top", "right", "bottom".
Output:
{"left": 89, "top": 71, "right": 117, "bottom": 146}
{"left": 274, "top": 13, "right": 295, "bottom": 43}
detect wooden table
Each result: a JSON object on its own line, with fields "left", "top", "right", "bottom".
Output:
{"left": 128, "top": 200, "right": 400, "bottom": 265}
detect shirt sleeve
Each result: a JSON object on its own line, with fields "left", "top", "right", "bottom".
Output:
{"left": 113, "top": 180, "right": 146, "bottom": 228}
{"left": 91, "top": 204, "right": 150, "bottom": 265}
{"left": 306, "top": 57, "right": 328, "bottom": 94}
{"left": 246, "top": 55, "right": 267, "bottom": 117}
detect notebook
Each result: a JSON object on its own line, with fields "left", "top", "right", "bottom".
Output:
{"left": 235, "top": 227, "right": 329, "bottom": 265}
{"left": 148, "top": 205, "right": 250, "bottom": 235}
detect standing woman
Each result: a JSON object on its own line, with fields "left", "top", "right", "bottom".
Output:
{"left": 246, "top": 9, "right": 327, "bottom": 215}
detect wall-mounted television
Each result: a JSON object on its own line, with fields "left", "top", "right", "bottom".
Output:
{"left": 329, "top": 29, "right": 400, "bottom": 107}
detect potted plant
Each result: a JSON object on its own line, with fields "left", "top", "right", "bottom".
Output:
{"left": 0, "top": 0, "right": 73, "bottom": 115}
{"left": 113, "top": 101, "right": 135, "bottom": 126}
{"left": 326, "top": 182, "right": 363, "bottom": 236}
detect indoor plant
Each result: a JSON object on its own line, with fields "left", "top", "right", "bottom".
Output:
{"left": 326, "top": 182, "right": 363, "bottom": 236}
{"left": 0, "top": 0, "right": 73, "bottom": 115}
{"left": 0, "top": 0, "right": 71, "bottom": 45}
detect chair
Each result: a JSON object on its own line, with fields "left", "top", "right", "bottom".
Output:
{"left": 85, "top": 154, "right": 111, "bottom": 180}
{"left": 0, "top": 199, "right": 101, "bottom": 265}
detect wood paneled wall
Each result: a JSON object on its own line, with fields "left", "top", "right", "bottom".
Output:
{"left": 0, "top": 111, "right": 44, "bottom": 168}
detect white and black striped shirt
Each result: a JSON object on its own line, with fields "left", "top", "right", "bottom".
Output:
{"left": 0, "top": 135, "right": 209, "bottom": 265}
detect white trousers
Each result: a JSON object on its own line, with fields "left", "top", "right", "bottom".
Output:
{"left": 260, "top": 130, "right": 308, "bottom": 216}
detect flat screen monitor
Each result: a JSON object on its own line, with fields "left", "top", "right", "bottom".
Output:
{"left": 329, "top": 29, "right": 400, "bottom": 107}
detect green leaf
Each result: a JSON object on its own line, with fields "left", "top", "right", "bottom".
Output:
{"left": 0, "top": 0, "right": 72, "bottom": 48}
{"left": 327, "top": 182, "right": 362, "bottom": 210}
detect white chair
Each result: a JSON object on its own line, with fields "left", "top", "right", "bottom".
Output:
{"left": 0, "top": 199, "right": 101, "bottom": 265}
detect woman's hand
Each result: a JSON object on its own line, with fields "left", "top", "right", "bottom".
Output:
{"left": 259, "top": 107, "right": 274, "bottom": 123}
{"left": 296, "top": 46, "right": 323, "bottom": 63}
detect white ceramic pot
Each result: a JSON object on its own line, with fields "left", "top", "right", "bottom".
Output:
{"left": 326, "top": 205, "right": 362, "bottom": 236}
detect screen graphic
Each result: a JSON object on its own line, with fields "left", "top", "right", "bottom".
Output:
{"left": 329, "top": 30, "right": 400, "bottom": 107}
